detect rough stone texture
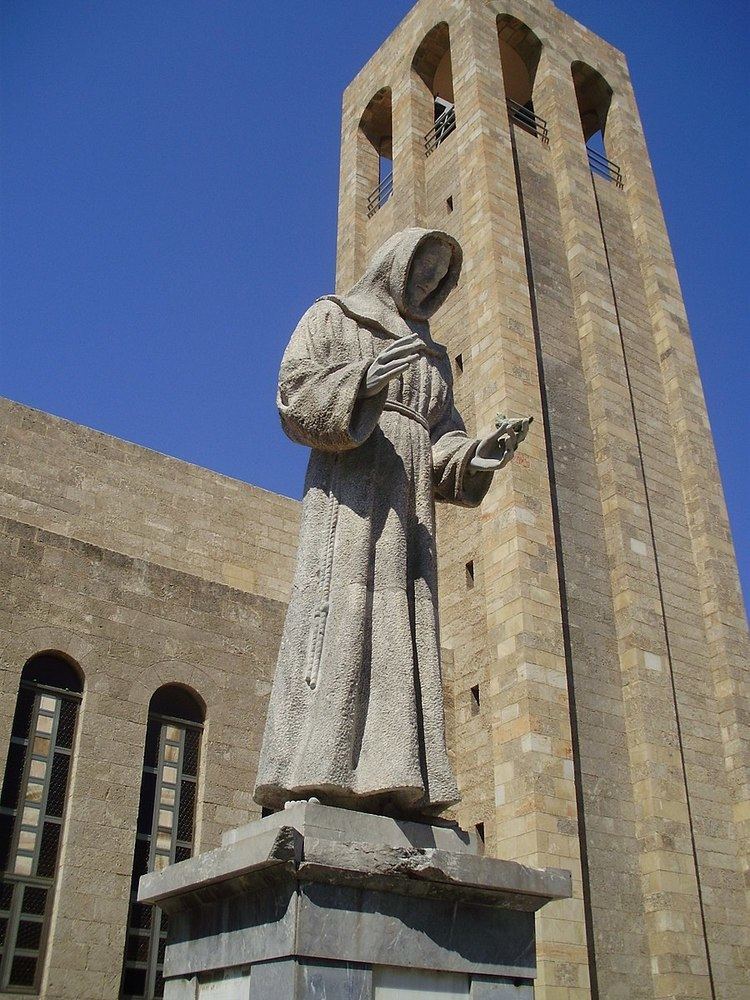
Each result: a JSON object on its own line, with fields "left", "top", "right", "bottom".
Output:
{"left": 139, "top": 808, "right": 569, "bottom": 993}
{"left": 222, "top": 799, "right": 480, "bottom": 853}
{"left": 0, "top": 398, "right": 300, "bottom": 999}
{"left": 254, "top": 229, "right": 497, "bottom": 815}
{"left": 0, "top": 398, "right": 299, "bottom": 604}
{"left": 140, "top": 804, "right": 570, "bottom": 913}
{"left": 336, "top": 1, "right": 750, "bottom": 998}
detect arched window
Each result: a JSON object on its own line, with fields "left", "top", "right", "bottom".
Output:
{"left": 120, "top": 685, "right": 204, "bottom": 1000}
{"left": 412, "top": 23, "right": 456, "bottom": 155}
{"left": 572, "top": 61, "right": 622, "bottom": 186}
{"left": 497, "top": 15, "right": 546, "bottom": 139}
{"left": 359, "top": 88, "right": 393, "bottom": 218}
{"left": 0, "top": 653, "right": 83, "bottom": 993}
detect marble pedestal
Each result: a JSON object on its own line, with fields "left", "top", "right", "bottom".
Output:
{"left": 138, "top": 803, "right": 571, "bottom": 999}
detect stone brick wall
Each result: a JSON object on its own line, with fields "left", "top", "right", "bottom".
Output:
{"left": 0, "top": 398, "right": 299, "bottom": 605}
{"left": 336, "top": 1, "right": 749, "bottom": 998}
{"left": 515, "top": 126, "right": 654, "bottom": 998}
{"left": 0, "top": 399, "right": 300, "bottom": 999}
{"left": 2, "top": 0, "right": 748, "bottom": 995}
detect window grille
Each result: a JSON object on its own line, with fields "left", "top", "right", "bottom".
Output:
{"left": 0, "top": 656, "right": 82, "bottom": 994}
{"left": 120, "top": 693, "right": 202, "bottom": 1000}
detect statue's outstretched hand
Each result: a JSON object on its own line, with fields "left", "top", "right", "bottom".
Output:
{"left": 359, "top": 334, "right": 422, "bottom": 398}
{"left": 469, "top": 416, "right": 532, "bottom": 474}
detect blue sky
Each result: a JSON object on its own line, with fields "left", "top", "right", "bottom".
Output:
{"left": 1, "top": 1, "right": 748, "bottom": 609}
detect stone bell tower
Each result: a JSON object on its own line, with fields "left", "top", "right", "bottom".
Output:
{"left": 336, "top": 1, "right": 749, "bottom": 998}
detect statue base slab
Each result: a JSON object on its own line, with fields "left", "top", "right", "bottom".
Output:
{"left": 138, "top": 802, "right": 571, "bottom": 999}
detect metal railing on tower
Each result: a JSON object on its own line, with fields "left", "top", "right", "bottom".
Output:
{"left": 367, "top": 171, "right": 394, "bottom": 217}
{"left": 425, "top": 105, "right": 456, "bottom": 156}
{"left": 506, "top": 98, "right": 549, "bottom": 142}
{"left": 586, "top": 145, "right": 623, "bottom": 187}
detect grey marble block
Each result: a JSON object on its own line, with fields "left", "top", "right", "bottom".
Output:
{"left": 471, "top": 976, "right": 534, "bottom": 999}
{"left": 295, "top": 960, "right": 372, "bottom": 1000}
{"left": 163, "top": 976, "right": 197, "bottom": 1000}
{"left": 139, "top": 804, "right": 570, "bottom": 998}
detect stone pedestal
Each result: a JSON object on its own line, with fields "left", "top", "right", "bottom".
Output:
{"left": 138, "top": 803, "right": 570, "bottom": 999}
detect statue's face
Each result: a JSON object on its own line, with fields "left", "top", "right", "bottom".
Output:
{"left": 406, "top": 242, "right": 452, "bottom": 311}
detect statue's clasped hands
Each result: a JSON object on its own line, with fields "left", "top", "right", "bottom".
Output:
{"left": 468, "top": 414, "right": 532, "bottom": 475}
{"left": 359, "top": 336, "right": 531, "bottom": 475}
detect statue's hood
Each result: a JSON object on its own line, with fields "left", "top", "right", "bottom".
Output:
{"left": 319, "top": 228, "right": 462, "bottom": 344}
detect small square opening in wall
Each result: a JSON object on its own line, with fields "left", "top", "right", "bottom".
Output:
{"left": 454, "top": 352, "right": 463, "bottom": 374}
{"left": 470, "top": 684, "right": 480, "bottom": 714}
{"left": 465, "top": 560, "right": 474, "bottom": 588}
{"left": 446, "top": 195, "right": 454, "bottom": 213}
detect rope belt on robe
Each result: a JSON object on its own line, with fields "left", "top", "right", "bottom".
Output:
{"left": 382, "top": 399, "right": 430, "bottom": 432}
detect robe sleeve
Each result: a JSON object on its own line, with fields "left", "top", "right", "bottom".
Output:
{"left": 431, "top": 387, "right": 494, "bottom": 507}
{"left": 277, "top": 300, "right": 387, "bottom": 452}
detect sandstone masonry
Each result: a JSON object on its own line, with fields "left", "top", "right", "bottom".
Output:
{"left": 336, "top": 2, "right": 750, "bottom": 998}
{"left": 0, "top": 398, "right": 300, "bottom": 999}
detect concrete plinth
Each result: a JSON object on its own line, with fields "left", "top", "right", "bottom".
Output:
{"left": 138, "top": 803, "right": 571, "bottom": 998}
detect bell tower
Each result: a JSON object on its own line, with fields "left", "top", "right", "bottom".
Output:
{"left": 336, "top": 1, "right": 749, "bottom": 998}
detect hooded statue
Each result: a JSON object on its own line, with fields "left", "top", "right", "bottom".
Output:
{"left": 254, "top": 228, "right": 527, "bottom": 817}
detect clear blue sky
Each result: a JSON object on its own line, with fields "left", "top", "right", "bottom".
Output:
{"left": 1, "top": 1, "right": 748, "bottom": 610}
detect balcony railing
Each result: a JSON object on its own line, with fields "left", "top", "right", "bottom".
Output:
{"left": 587, "top": 145, "right": 623, "bottom": 188}
{"left": 367, "top": 171, "right": 394, "bottom": 218}
{"left": 507, "top": 98, "right": 549, "bottom": 142}
{"left": 425, "top": 105, "right": 456, "bottom": 156}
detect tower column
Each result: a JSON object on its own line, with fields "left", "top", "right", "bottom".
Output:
{"left": 605, "top": 84, "right": 750, "bottom": 995}
{"left": 536, "top": 49, "right": 713, "bottom": 999}
{"left": 608, "top": 82, "right": 750, "bottom": 869}
{"left": 336, "top": 95, "right": 369, "bottom": 291}
{"left": 450, "top": 4, "right": 591, "bottom": 996}
{"left": 390, "top": 58, "right": 427, "bottom": 228}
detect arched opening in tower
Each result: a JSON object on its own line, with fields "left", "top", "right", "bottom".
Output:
{"left": 572, "top": 61, "right": 622, "bottom": 184}
{"left": 359, "top": 87, "right": 393, "bottom": 217}
{"left": 497, "top": 14, "right": 543, "bottom": 135}
{"left": 412, "top": 23, "right": 456, "bottom": 154}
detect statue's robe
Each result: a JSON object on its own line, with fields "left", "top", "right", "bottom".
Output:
{"left": 255, "top": 230, "right": 492, "bottom": 814}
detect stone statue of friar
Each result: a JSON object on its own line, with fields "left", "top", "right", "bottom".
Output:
{"left": 254, "top": 228, "right": 530, "bottom": 818}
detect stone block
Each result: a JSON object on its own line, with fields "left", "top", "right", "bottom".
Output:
{"left": 140, "top": 807, "right": 569, "bottom": 997}
{"left": 197, "top": 968, "right": 252, "bottom": 998}
{"left": 296, "top": 960, "right": 371, "bottom": 1000}
{"left": 164, "top": 976, "right": 198, "bottom": 999}
{"left": 247, "top": 958, "right": 297, "bottom": 997}
{"left": 471, "top": 976, "right": 533, "bottom": 999}
{"left": 221, "top": 799, "right": 479, "bottom": 854}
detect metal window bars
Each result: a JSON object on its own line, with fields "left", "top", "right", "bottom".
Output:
{"left": 586, "top": 145, "right": 623, "bottom": 187}
{"left": 506, "top": 98, "right": 549, "bottom": 143}
{"left": 120, "top": 714, "right": 202, "bottom": 999}
{"left": 367, "top": 170, "right": 394, "bottom": 218}
{"left": 425, "top": 104, "right": 456, "bottom": 156}
{"left": 0, "top": 683, "right": 80, "bottom": 994}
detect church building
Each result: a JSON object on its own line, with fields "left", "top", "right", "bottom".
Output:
{"left": 1, "top": 1, "right": 747, "bottom": 998}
